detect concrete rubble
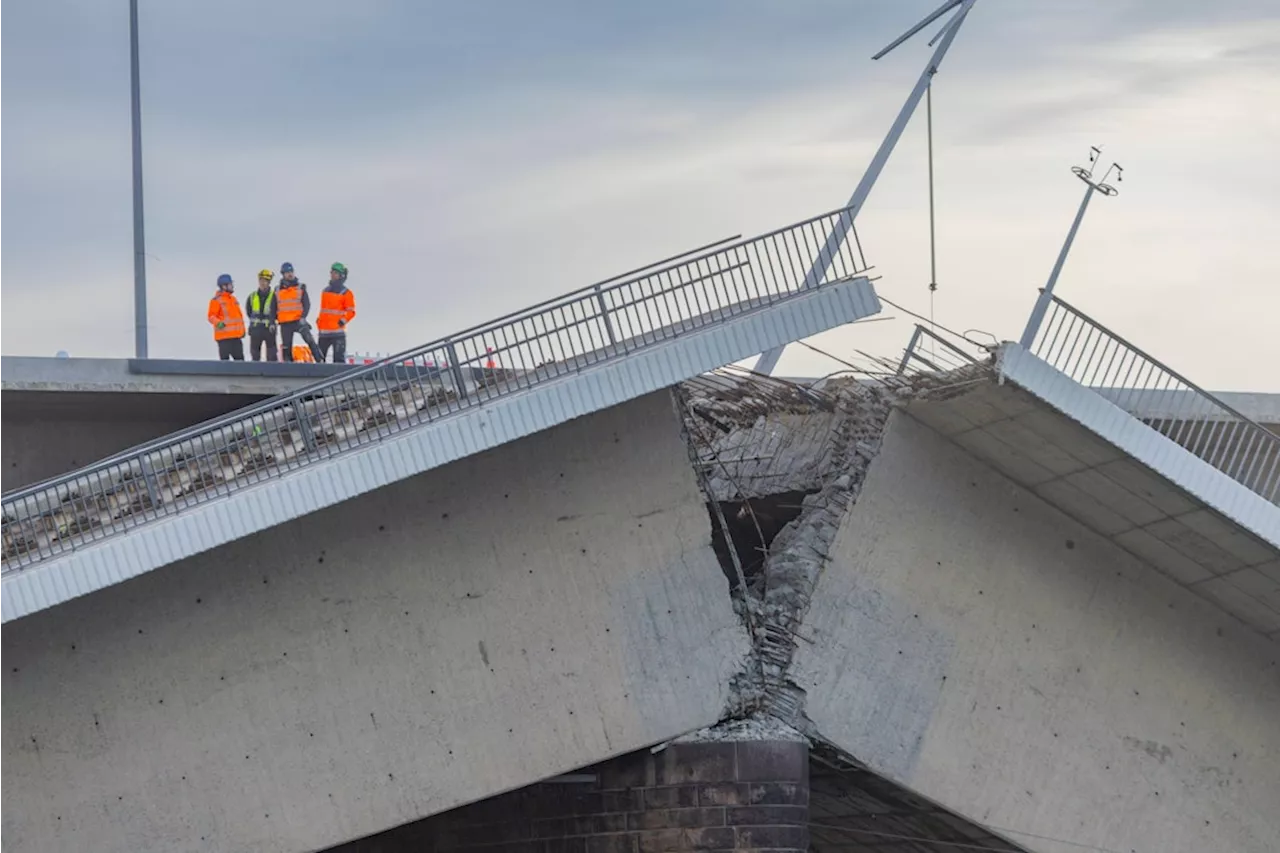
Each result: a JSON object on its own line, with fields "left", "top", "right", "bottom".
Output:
{"left": 675, "top": 369, "right": 894, "bottom": 730}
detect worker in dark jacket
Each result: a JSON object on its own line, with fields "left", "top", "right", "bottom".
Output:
{"left": 275, "top": 262, "right": 321, "bottom": 362}
{"left": 245, "top": 269, "right": 279, "bottom": 361}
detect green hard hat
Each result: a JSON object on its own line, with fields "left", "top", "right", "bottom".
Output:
{"left": 331, "top": 262, "right": 348, "bottom": 275}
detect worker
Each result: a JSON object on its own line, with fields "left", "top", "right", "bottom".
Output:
{"left": 245, "top": 269, "right": 278, "bottom": 362}
{"left": 208, "top": 274, "right": 246, "bottom": 360}
{"left": 316, "top": 262, "right": 356, "bottom": 363}
{"left": 275, "top": 262, "right": 321, "bottom": 362}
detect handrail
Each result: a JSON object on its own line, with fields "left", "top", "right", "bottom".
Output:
{"left": 5, "top": 206, "right": 857, "bottom": 503}
{"left": 2, "top": 205, "right": 870, "bottom": 570}
{"left": 896, "top": 324, "right": 981, "bottom": 376}
{"left": 1027, "top": 293, "right": 1280, "bottom": 503}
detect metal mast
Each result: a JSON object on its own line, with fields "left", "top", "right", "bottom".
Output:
{"left": 130, "top": 0, "right": 150, "bottom": 359}
{"left": 753, "top": 0, "right": 978, "bottom": 375}
{"left": 1019, "top": 147, "right": 1122, "bottom": 347}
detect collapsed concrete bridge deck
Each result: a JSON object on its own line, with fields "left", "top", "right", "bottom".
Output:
{"left": 1, "top": 201, "right": 882, "bottom": 623}
{"left": 4, "top": 356, "right": 1278, "bottom": 853}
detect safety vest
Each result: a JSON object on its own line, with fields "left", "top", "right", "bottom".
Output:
{"left": 247, "top": 289, "right": 275, "bottom": 326}
{"left": 208, "top": 292, "right": 245, "bottom": 341}
{"left": 277, "top": 284, "right": 304, "bottom": 323}
{"left": 291, "top": 344, "right": 315, "bottom": 363}
{"left": 316, "top": 287, "right": 356, "bottom": 333}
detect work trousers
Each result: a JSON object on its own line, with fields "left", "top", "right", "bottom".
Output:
{"left": 248, "top": 324, "right": 278, "bottom": 361}
{"left": 217, "top": 338, "right": 245, "bottom": 361}
{"left": 280, "top": 321, "right": 321, "bottom": 362}
{"left": 317, "top": 333, "right": 347, "bottom": 364}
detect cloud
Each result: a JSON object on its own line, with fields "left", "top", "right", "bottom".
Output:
{"left": 3, "top": 0, "right": 1279, "bottom": 393}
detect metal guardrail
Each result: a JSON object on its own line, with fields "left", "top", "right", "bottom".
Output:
{"left": 896, "top": 324, "right": 981, "bottom": 376}
{"left": 1028, "top": 294, "right": 1280, "bottom": 503}
{"left": 1, "top": 206, "right": 870, "bottom": 571}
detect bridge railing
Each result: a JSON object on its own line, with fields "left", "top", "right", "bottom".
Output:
{"left": 1, "top": 206, "right": 870, "bottom": 571}
{"left": 895, "top": 324, "right": 981, "bottom": 377}
{"left": 1027, "top": 294, "right": 1280, "bottom": 504}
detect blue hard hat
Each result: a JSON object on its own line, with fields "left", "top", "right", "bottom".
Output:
{"left": 280, "top": 262, "right": 295, "bottom": 274}
{"left": 217, "top": 274, "right": 233, "bottom": 286}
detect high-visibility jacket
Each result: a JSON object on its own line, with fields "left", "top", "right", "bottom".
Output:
{"left": 316, "top": 286, "right": 356, "bottom": 333}
{"left": 208, "top": 291, "right": 245, "bottom": 341}
{"left": 276, "top": 283, "right": 308, "bottom": 323}
{"left": 245, "top": 288, "right": 277, "bottom": 327}
{"left": 291, "top": 344, "right": 315, "bottom": 363}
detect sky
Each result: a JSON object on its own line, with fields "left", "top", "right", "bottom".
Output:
{"left": 3, "top": 0, "right": 1278, "bottom": 390}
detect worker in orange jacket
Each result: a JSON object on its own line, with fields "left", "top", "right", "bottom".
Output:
{"left": 275, "top": 262, "right": 321, "bottom": 362}
{"left": 316, "top": 262, "right": 356, "bottom": 363}
{"left": 208, "top": 274, "right": 246, "bottom": 360}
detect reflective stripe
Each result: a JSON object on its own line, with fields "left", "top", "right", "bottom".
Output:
{"left": 211, "top": 293, "right": 246, "bottom": 340}
{"left": 248, "top": 291, "right": 275, "bottom": 325}
{"left": 277, "top": 286, "right": 304, "bottom": 322}
{"left": 316, "top": 288, "right": 354, "bottom": 332}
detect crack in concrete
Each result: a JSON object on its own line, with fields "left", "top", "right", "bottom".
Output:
{"left": 673, "top": 375, "right": 893, "bottom": 731}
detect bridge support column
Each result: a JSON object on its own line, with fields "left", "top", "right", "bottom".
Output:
{"left": 410, "top": 727, "right": 810, "bottom": 853}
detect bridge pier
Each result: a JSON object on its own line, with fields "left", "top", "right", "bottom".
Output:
{"left": 341, "top": 721, "right": 810, "bottom": 853}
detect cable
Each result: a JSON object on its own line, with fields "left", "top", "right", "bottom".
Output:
{"left": 927, "top": 80, "right": 938, "bottom": 364}
{"left": 878, "top": 294, "right": 990, "bottom": 350}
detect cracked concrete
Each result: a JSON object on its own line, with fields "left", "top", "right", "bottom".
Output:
{"left": 675, "top": 372, "right": 893, "bottom": 730}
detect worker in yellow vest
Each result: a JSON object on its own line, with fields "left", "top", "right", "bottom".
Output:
{"left": 245, "top": 269, "right": 278, "bottom": 361}
{"left": 207, "top": 274, "right": 245, "bottom": 360}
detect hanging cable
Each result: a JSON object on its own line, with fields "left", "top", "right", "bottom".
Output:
{"left": 927, "top": 81, "right": 938, "bottom": 298}
{"left": 926, "top": 79, "right": 939, "bottom": 361}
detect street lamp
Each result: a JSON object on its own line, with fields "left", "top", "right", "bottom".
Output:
{"left": 130, "top": 0, "right": 149, "bottom": 359}
{"left": 1018, "top": 146, "right": 1123, "bottom": 348}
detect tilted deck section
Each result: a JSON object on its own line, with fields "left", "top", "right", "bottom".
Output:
{"left": 1, "top": 207, "right": 881, "bottom": 622}
{"left": 897, "top": 296, "right": 1280, "bottom": 638}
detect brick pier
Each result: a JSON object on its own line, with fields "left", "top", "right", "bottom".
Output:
{"left": 339, "top": 737, "right": 810, "bottom": 852}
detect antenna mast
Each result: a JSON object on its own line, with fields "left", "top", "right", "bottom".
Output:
{"left": 753, "top": 0, "right": 980, "bottom": 375}
{"left": 1018, "top": 146, "right": 1122, "bottom": 348}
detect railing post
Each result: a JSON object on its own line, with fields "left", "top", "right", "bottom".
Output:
{"left": 138, "top": 456, "right": 162, "bottom": 508}
{"left": 595, "top": 284, "right": 617, "bottom": 346}
{"left": 446, "top": 341, "right": 469, "bottom": 399}
{"left": 292, "top": 400, "right": 317, "bottom": 452}
{"left": 896, "top": 326, "right": 924, "bottom": 376}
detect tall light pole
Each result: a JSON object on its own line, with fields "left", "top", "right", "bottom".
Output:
{"left": 1018, "top": 147, "right": 1122, "bottom": 348}
{"left": 130, "top": 0, "right": 149, "bottom": 358}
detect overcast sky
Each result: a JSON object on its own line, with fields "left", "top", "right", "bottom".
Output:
{"left": 3, "top": 0, "right": 1278, "bottom": 390}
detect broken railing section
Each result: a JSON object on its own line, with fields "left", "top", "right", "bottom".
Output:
{"left": 1026, "top": 295, "right": 1280, "bottom": 504}
{"left": 896, "top": 324, "right": 982, "bottom": 377}
{"left": 1, "top": 205, "right": 872, "bottom": 572}
{"left": 675, "top": 369, "right": 893, "bottom": 725}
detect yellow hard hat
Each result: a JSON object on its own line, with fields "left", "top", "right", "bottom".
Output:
{"left": 258, "top": 269, "right": 275, "bottom": 281}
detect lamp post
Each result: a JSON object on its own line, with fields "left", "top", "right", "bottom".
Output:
{"left": 1018, "top": 147, "right": 1122, "bottom": 348}
{"left": 130, "top": 0, "right": 149, "bottom": 359}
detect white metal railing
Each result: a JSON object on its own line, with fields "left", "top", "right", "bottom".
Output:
{"left": 1027, "top": 294, "right": 1280, "bottom": 503}
{"left": 1, "top": 206, "right": 871, "bottom": 571}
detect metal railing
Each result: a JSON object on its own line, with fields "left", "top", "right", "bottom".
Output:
{"left": 896, "top": 324, "right": 981, "bottom": 376}
{"left": 1027, "top": 294, "right": 1280, "bottom": 504}
{"left": 1, "top": 206, "right": 870, "bottom": 571}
